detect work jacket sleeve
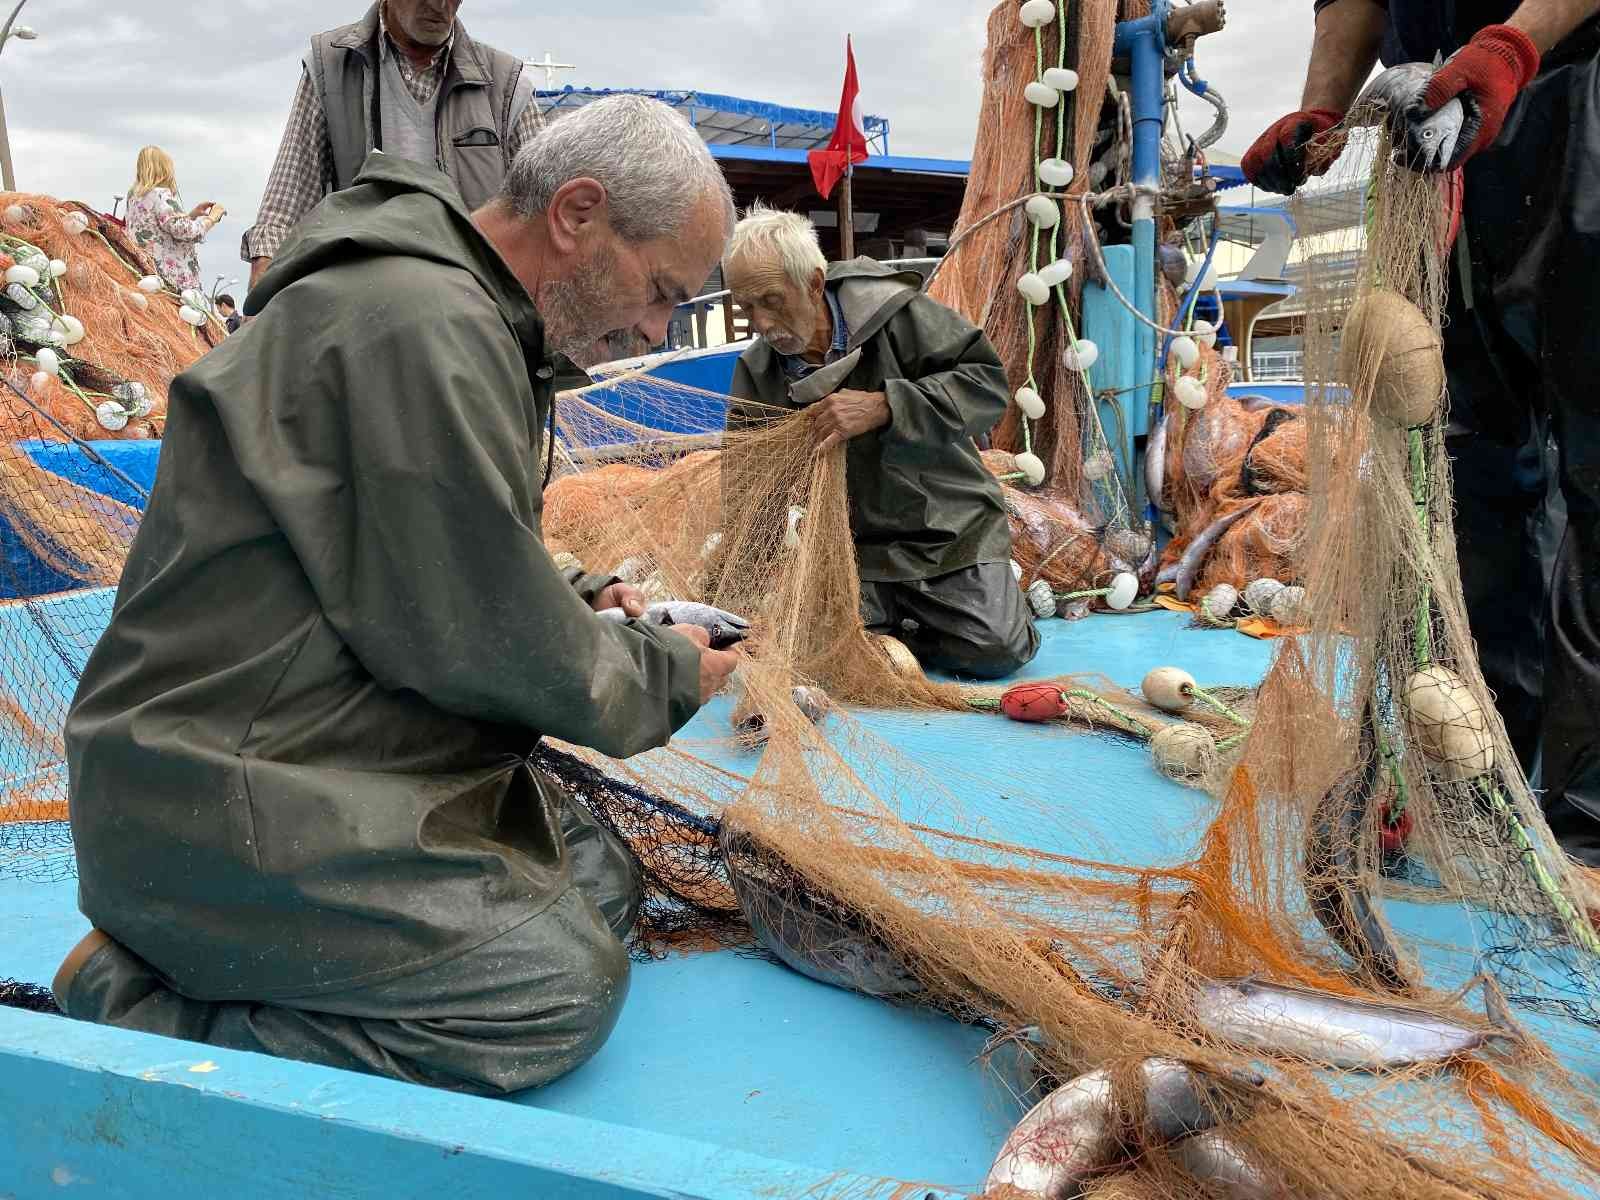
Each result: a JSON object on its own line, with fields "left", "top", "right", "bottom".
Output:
{"left": 233, "top": 272, "right": 704, "bottom": 759}
{"left": 878, "top": 296, "right": 1010, "bottom": 447}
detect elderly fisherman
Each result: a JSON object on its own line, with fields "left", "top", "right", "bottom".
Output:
{"left": 724, "top": 205, "right": 1038, "bottom": 680}
{"left": 56, "top": 95, "right": 740, "bottom": 1095}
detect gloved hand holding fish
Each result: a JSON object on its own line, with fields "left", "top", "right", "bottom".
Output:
{"left": 596, "top": 599, "right": 752, "bottom": 649}
{"left": 1350, "top": 61, "right": 1474, "bottom": 173}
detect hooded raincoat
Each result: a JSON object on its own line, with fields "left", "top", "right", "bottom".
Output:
{"left": 65, "top": 153, "right": 704, "bottom": 1002}
{"left": 726, "top": 258, "right": 1013, "bottom": 583}
{"left": 724, "top": 259, "right": 1036, "bottom": 679}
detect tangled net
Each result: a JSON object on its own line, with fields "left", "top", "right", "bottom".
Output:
{"left": 3, "top": 8, "right": 1599, "bottom": 1190}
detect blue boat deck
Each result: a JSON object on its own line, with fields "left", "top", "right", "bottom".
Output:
{"left": 3, "top": 604, "right": 1598, "bottom": 1197}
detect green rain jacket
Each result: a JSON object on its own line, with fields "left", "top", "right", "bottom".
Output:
{"left": 65, "top": 153, "right": 703, "bottom": 1001}
{"left": 726, "top": 258, "right": 1013, "bottom": 583}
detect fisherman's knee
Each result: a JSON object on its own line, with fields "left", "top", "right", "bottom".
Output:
{"left": 482, "top": 921, "right": 631, "bottom": 1094}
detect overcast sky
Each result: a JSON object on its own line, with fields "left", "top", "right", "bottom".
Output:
{"left": 0, "top": 1, "right": 1319, "bottom": 298}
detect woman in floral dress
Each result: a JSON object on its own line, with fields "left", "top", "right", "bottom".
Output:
{"left": 124, "top": 145, "right": 222, "bottom": 294}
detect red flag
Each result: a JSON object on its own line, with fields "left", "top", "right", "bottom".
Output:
{"left": 808, "top": 37, "right": 869, "bottom": 200}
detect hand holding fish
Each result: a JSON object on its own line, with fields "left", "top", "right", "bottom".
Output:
{"left": 1417, "top": 24, "right": 1540, "bottom": 169}
{"left": 812, "top": 388, "right": 889, "bottom": 454}
{"left": 592, "top": 581, "right": 648, "bottom": 619}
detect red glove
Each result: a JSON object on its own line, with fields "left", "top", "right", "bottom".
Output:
{"left": 1241, "top": 109, "right": 1346, "bottom": 195}
{"left": 1422, "top": 24, "right": 1540, "bottom": 167}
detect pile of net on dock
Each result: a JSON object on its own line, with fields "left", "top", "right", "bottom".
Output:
{"left": 0, "top": 193, "right": 220, "bottom": 441}
{"left": 0, "top": 191, "right": 219, "bottom": 862}
{"left": 1152, "top": 348, "right": 1311, "bottom": 606}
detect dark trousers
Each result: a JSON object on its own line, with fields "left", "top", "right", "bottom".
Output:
{"left": 861, "top": 560, "right": 1040, "bottom": 681}
{"left": 58, "top": 790, "right": 641, "bottom": 1095}
{"left": 1446, "top": 52, "right": 1600, "bottom": 864}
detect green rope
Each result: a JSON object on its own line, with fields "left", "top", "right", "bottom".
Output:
{"left": 1064, "top": 687, "right": 1157, "bottom": 737}
{"left": 1482, "top": 783, "right": 1600, "bottom": 956}
{"left": 1409, "top": 427, "right": 1433, "bottom": 668}
{"left": 1184, "top": 685, "right": 1250, "bottom": 729}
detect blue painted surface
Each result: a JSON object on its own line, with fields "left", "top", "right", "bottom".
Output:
{"left": 4, "top": 569, "right": 1599, "bottom": 1193}
{"left": 1081, "top": 244, "right": 1141, "bottom": 489}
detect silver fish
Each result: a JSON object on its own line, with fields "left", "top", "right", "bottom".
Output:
{"left": 1171, "top": 1131, "right": 1280, "bottom": 1200}
{"left": 1350, "top": 61, "right": 1468, "bottom": 172}
{"left": 596, "top": 599, "right": 751, "bottom": 648}
{"left": 1175, "top": 500, "right": 1263, "bottom": 601}
{"left": 1193, "top": 975, "right": 1519, "bottom": 1071}
{"left": 722, "top": 829, "right": 923, "bottom": 999}
{"left": 985, "top": 1057, "right": 1252, "bottom": 1198}
{"left": 1145, "top": 408, "right": 1170, "bottom": 515}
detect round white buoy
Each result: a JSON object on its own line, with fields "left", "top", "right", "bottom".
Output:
{"left": 4, "top": 264, "right": 38, "bottom": 288}
{"left": 1018, "top": 0, "right": 1057, "bottom": 27}
{"left": 137, "top": 275, "right": 163, "bottom": 293}
{"left": 33, "top": 347, "right": 59, "bottom": 376}
{"left": 1170, "top": 335, "right": 1200, "bottom": 369}
{"left": 1016, "top": 272, "right": 1050, "bottom": 305}
{"left": 1268, "top": 584, "right": 1308, "bottom": 628}
{"left": 1404, "top": 665, "right": 1495, "bottom": 780}
{"left": 1014, "top": 452, "right": 1047, "bottom": 486}
{"left": 1151, "top": 722, "right": 1216, "bottom": 780}
{"left": 1037, "top": 258, "right": 1073, "bottom": 288}
{"left": 700, "top": 531, "right": 723, "bottom": 559}
{"left": 47, "top": 258, "right": 66, "bottom": 279}
{"left": 51, "top": 315, "right": 85, "bottom": 346}
{"left": 1242, "top": 578, "right": 1284, "bottom": 615}
{"left": 1142, "top": 665, "right": 1196, "bottom": 712}
{"left": 784, "top": 506, "right": 806, "bottom": 550}
{"left": 1199, "top": 583, "right": 1239, "bottom": 624}
{"left": 181, "top": 288, "right": 206, "bottom": 309}
{"left": 27, "top": 371, "right": 49, "bottom": 396}
{"left": 1041, "top": 67, "right": 1079, "bottom": 92}
{"left": 127, "top": 289, "right": 149, "bottom": 311}
{"left": 1106, "top": 572, "right": 1139, "bottom": 611}
{"left": 877, "top": 634, "right": 924, "bottom": 680}
{"left": 1024, "top": 194, "right": 1061, "bottom": 228}
{"left": 2, "top": 204, "right": 25, "bottom": 225}
{"left": 1062, "top": 339, "right": 1099, "bottom": 372}
{"left": 95, "top": 400, "right": 129, "bottom": 431}
{"left": 1083, "top": 450, "right": 1114, "bottom": 481}
{"left": 1175, "top": 376, "right": 1208, "bottom": 410}
{"left": 1024, "top": 81, "right": 1061, "bottom": 108}
{"left": 1015, "top": 386, "right": 1046, "bottom": 420}
{"left": 1037, "top": 158, "right": 1075, "bottom": 188}
{"left": 61, "top": 212, "right": 90, "bottom": 236}
{"left": 1193, "top": 319, "right": 1217, "bottom": 349}
{"left": 178, "top": 304, "right": 208, "bottom": 327}
{"left": 1026, "top": 579, "right": 1056, "bottom": 619}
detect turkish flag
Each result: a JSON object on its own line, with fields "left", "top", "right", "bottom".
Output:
{"left": 808, "top": 37, "right": 869, "bottom": 200}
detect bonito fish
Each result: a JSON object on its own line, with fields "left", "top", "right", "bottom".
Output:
{"left": 1350, "top": 61, "right": 1471, "bottom": 172}
{"left": 1193, "top": 975, "right": 1520, "bottom": 1071}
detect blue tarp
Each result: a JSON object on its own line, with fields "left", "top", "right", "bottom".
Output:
{"left": 536, "top": 87, "right": 892, "bottom": 155}
{"left": 0, "top": 441, "right": 156, "bottom": 600}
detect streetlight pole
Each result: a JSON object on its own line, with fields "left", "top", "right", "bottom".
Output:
{"left": 0, "top": 0, "right": 37, "bottom": 193}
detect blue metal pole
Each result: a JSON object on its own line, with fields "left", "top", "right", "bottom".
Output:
{"left": 1113, "top": 0, "right": 1170, "bottom": 515}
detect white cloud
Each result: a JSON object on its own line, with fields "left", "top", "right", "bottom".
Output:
{"left": 0, "top": 1, "right": 1317, "bottom": 295}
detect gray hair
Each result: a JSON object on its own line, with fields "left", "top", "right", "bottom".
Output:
{"left": 726, "top": 202, "right": 827, "bottom": 288}
{"left": 499, "top": 94, "right": 734, "bottom": 244}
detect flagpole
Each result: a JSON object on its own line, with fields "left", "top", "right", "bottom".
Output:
{"left": 839, "top": 159, "right": 855, "bottom": 261}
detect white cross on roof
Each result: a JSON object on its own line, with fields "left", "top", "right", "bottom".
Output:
{"left": 529, "top": 51, "right": 576, "bottom": 90}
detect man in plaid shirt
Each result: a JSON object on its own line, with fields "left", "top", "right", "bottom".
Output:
{"left": 242, "top": 1, "right": 542, "bottom": 288}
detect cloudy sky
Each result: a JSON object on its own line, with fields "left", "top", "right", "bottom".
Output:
{"left": 0, "top": 1, "right": 1318, "bottom": 298}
